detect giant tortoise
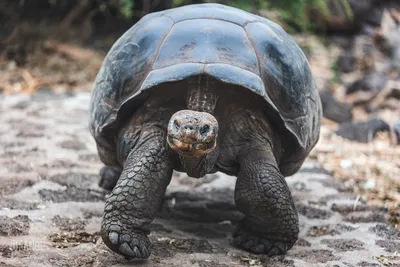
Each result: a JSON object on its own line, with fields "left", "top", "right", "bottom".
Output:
{"left": 89, "top": 3, "right": 322, "bottom": 259}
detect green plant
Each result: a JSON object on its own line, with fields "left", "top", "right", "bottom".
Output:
{"left": 330, "top": 61, "right": 341, "bottom": 84}
{"left": 118, "top": 0, "right": 134, "bottom": 18}
{"left": 228, "top": 0, "right": 269, "bottom": 12}
{"left": 118, "top": 0, "right": 339, "bottom": 33}
{"left": 266, "top": 0, "right": 330, "bottom": 32}
{"left": 172, "top": 0, "right": 189, "bottom": 7}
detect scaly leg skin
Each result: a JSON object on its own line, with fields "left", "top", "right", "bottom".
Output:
{"left": 233, "top": 148, "right": 299, "bottom": 256}
{"left": 99, "top": 166, "right": 122, "bottom": 191}
{"left": 101, "top": 128, "right": 173, "bottom": 259}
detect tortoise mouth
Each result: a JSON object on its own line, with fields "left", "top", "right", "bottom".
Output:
{"left": 167, "top": 136, "right": 216, "bottom": 157}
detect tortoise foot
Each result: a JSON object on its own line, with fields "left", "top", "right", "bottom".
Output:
{"left": 233, "top": 227, "right": 294, "bottom": 256}
{"left": 99, "top": 166, "right": 121, "bottom": 190}
{"left": 101, "top": 224, "right": 152, "bottom": 259}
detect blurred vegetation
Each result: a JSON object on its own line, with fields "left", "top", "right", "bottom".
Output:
{"left": 117, "top": 0, "right": 350, "bottom": 33}
{"left": 182, "top": 0, "right": 330, "bottom": 32}
{"left": 0, "top": 0, "right": 358, "bottom": 51}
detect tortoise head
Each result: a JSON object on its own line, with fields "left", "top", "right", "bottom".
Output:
{"left": 167, "top": 110, "right": 218, "bottom": 157}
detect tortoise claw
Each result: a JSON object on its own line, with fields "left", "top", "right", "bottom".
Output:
{"left": 102, "top": 224, "right": 152, "bottom": 259}
{"left": 233, "top": 228, "right": 291, "bottom": 256}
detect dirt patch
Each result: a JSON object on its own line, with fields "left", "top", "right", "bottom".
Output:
{"left": 47, "top": 257, "right": 76, "bottom": 267}
{"left": 295, "top": 238, "right": 312, "bottom": 247}
{"left": 179, "top": 174, "right": 219, "bottom": 187}
{"left": 39, "top": 187, "right": 106, "bottom": 202}
{"left": 0, "top": 263, "right": 17, "bottom": 267}
{"left": 49, "top": 231, "right": 99, "bottom": 248}
{"left": 152, "top": 236, "right": 217, "bottom": 258}
{"left": 390, "top": 211, "right": 400, "bottom": 229}
{"left": 149, "top": 223, "right": 173, "bottom": 233}
{"left": 57, "top": 139, "right": 87, "bottom": 151}
{"left": 78, "top": 154, "right": 100, "bottom": 163}
{"left": 42, "top": 160, "right": 81, "bottom": 168}
{"left": 345, "top": 212, "right": 388, "bottom": 223}
{"left": 309, "top": 177, "right": 349, "bottom": 192}
{"left": 357, "top": 261, "right": 380, "bottom": 267}
{"left": 236, "top": 256, "right": 296, "bottom": 267}
{"left": 292, "top": 249, "right": 340, "bottom": 263}
{"left": 296, "top": 203, "right": 333, "bottom": 220}
{"left": 375, "top": 240, "right": 400, "bottom": 253}
{"left": 72, "top": 253, "right": 97, "bottom": 267}
{"left": 369, "top": 224, "right": 400, "bottom": 240}
{"left": 165, "top": 238, "right": 214, "bottom": 253}
{"left": 0, "top": 244, "right": 32, "bottom": 258}
{"left": 57, "top": 140, "right": 86, "bottom": 151}
{"left": 291, "top": 181, "right": 310, "bottom": 192}
{"left": 195, "top": 261, "right": 230, "bottom": 267}
{"left": 1, "top": 148, "right": 45, "bottom": 159}
{"left": 81, "top": 208, "right": 103, "bottom": 219}
{"left": 321, "top": 239, "right": 365, "bottom": 251}
{"left": 1, "top": 142, "right": 26, "bottom": 149}
{"left": 307, "top": 224, "right": 356, "bottom": 237}
{"left": 47, "top": 172, "right": 98, "bottom": 189}
{"left": 5, "top": 163, "right": 32, "bottom": 173}
{"left": 331, "top": 204, "right": 388, "bottom": 214}
{"left": 259, "top": 257, "right": 296, "bottom": 267}
{"left": 0, "top": 215, "right": 30, "bottom": 236}
{"left": 0, "top": 151, "right": 22, "bottom": 158}
{"left": 177, "top": 222, "right": 233, "bottom": 239}
{"left": 0, "top": 198, "right": 38, "bottom": 210}
{"left": 160, "top": 190, "right": 241, "bottom": 223}
{"left": 15, "top": 130, "right": 45, "bottom": 138}
{"left": 0, "top": 179, "right": 35, "bottom": 196}
{"left": 51, "top": 215, "right": 87, "bottom": 232}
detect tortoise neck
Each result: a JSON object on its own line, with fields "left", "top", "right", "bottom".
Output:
{"left": 186, "top": 75, "right": 218, "bottom": 114}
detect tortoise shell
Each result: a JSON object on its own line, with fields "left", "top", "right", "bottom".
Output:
{"left": 89, "top": 3, "right": 322, "bottom": 176}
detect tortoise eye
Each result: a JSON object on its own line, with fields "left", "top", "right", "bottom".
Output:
{"left": 200, "top": 125, "right": 210, "bottom": 136}
{"left": 173, "top": 120, "right": 180, "bottom": 130}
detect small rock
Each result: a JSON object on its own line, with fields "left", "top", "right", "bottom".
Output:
{"left": 375, "top": 9, "right": 400, "bottom": 69}
{"left": 340, "top": 159, "right": 353, "bottom": 169}
{"left": 337, "top": 50, "right": 356, "bottom": 73}
{"left": 319, "top": 90, "right": 353, "bottom": 123}
{"left": 335, "top": 118, "right": 391, "bottom": 143}
{"left": 321, "top": 238, "right": 365, "bottom": 251}
{"left": 5, "top": 45, "right": 27, "bottom": 66}
{"left": 37, "top": 204, "right": 46, "bottom": 210}
{"left": 346, "top": 71, "right": 389, "bottom": 95}
{"left": 393, "top": 120, "right": 400, "bottom": 144}
{"left": 363, "top": 179, "right": 376, "bottom": 190}
{"left": 295, "top": 238, "right": 311, "bottom": 247}
{"left": 0, "top": 215, "right": 30, "bottom": 236}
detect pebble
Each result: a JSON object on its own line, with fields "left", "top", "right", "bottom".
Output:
{"left": 363, "top": 179, "right": 377, "bottom": 190}
{"left": 340, "top": 159, "right": 353, "bottom": 169}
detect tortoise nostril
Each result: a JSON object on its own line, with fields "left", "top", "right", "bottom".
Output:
{"left": 183, "top": 125, "right": 194, "bottom": 131}
{"left": 200, "top": 125, "right": 210, "bottom": 136}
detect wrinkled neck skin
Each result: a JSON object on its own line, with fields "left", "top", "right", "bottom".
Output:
{"left": 180, "top": 76, "right": 219, "bottom": 178}
{"left": 179, "top": 146, "right": 219, "bottom": 178}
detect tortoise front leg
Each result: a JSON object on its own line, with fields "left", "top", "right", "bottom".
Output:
{"left": 233, "top": 146, "right": 299, "bottom": 256}
{"left": 101, "top": 128, "right": 173, "bottom": 259}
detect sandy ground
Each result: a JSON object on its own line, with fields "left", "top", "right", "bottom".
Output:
{"left": 0, "top": 91, "right": 399, "bottom": 267}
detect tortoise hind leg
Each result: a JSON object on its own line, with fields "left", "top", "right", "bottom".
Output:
{"left": 233, "top": 145, "right": 299, "bottom": 256}
{"left": 95, "top": 142, "right": 122, "bottom": 190}
{"left": 99, "top": 166, "right": 121, "bottom": 190}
